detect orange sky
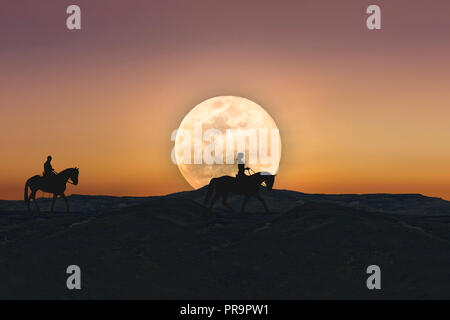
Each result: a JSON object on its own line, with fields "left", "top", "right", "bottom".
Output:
{"left": 1, "top": 0, "right": 449, "bottom": 200}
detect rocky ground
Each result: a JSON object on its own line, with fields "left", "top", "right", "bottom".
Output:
{"left": 0, "top": 188, "right": 449, "bottom": 299}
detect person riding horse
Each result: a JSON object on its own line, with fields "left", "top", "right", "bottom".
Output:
{"left": 43, "top": 155, "right": 57, "bottom": 182}
{"left": 236, "top": 152, "right": 250, "bottom": 183}
{"left": 204, "top": 153, "right": 275, "bottom": 213}
{"left": 25, "top": 155, "right": 79, "bottom": 213}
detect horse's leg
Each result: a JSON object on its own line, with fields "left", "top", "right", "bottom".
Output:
{"left": 254, "top": 194, "right": 270, "bottom": 213}
{"left": 62, "top": 194, "right": 70, "bottom": 213}
{"left": 222, "top": 192, "right": 234, "bottom": 212}
{"left": 209, "top": 192, "right": 220, "bottom": 212}
{"left": 26, "top": 191, "right": 32, "bottom": 212}
{"left": 51, "top": 194, "right": 58, "bottom": 212}
{"left": 28, "top": 193, "right": 34, "bottom": 211}
{"left": 31, "top": 191, "right": 40, "bottom": 213}
{"left": 25, "top": 185, "right": 31, "bottom": 212}
{"left": 240, "top": 195, "right": 250, "bottom": 213}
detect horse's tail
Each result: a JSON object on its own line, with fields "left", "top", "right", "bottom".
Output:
{"left": 204, "top": 178, "right": 216, "bottom": 204}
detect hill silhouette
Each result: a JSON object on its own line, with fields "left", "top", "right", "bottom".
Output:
{"left": 0, "top": 188, "right": 450, "bottom": 299}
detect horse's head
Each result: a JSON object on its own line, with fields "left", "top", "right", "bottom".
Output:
{"left": 70, "top": 167, "right": 79, "bottom": 185}
{"left": 265, "top": 175, "right": 275, "bottom": 191}
{"left": 258, "top": 172, "right": 275, "bottom": 191}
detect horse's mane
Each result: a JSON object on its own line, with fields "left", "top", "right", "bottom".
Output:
{"left": 58, "top": 167, "right": 76, "bottom": 174}
{"left": 250, "top": 171, "right": 275, "bottom": 190}
{"left": 56, "top": 167, "right": 79, "bottom": 177}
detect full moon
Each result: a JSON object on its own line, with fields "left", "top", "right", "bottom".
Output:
{"left": 173, "top": 96, "right": 282, "bottom": 189}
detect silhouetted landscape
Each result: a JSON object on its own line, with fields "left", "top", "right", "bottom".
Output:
{"left": 1, "top": 188, "right": 450, "bottom": 299}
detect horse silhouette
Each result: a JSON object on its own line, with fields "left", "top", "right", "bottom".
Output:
{"left": 24, "top": 167, "right": 79, "bottom": 213}
{"left": 204, "top": 172, "right": 275, "bottom": 213}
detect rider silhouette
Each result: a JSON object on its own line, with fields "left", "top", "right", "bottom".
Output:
{"left": 236, "top": 152, "right": 250, "bottom": 180}
{"left": 43, "top": 155, "right": 56, "bottom": 177}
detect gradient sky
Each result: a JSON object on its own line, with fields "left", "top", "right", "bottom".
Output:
{"left": 1, "top": 0, "right": 449, "bottom": 200}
